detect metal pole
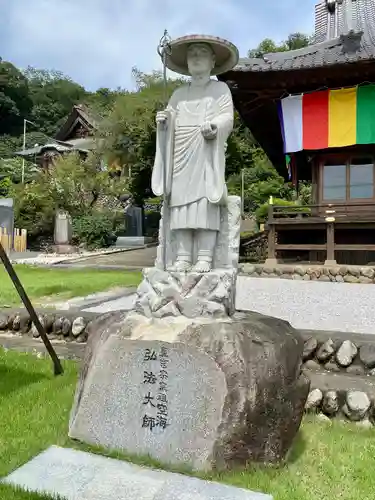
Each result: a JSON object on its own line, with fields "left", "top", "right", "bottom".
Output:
{"left": 241, "top": 169, "right": 245, "bottom": 216}
{"left": 157, "top": 30, "right": 172, "bottom": 271}
{"left": 22, "top": 119, "right": 26, "bottom": 184}
{"left": 0, "top": 241, "right": 63, "bottom": 376}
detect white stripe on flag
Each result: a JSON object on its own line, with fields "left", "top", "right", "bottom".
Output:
{"left": 281, "top": 95, "right": 303, "bottom": 152}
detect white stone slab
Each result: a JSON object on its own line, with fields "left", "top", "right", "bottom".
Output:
{"left": 3, "top": 446, "right": 272, "bottom": 500}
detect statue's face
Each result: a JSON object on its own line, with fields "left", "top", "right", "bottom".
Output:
{"left": 187, "top": 43, "right": 215, "bottom": 76}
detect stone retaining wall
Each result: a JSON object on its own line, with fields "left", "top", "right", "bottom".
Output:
{"left": 303, "top": 336, "right": 375, "bottom": 375}
{"left": 305, "top": 389, "right": 375, "bottom": 427}
{"left": 241, "top": 264, "right": 375, "bottom": 284}
{"left": 0, "top": 311, "right": 91, "bottom": 343}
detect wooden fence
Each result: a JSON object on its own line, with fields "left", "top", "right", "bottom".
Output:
{"left": 0, "top": 227, "right": 27, "bottom": 253}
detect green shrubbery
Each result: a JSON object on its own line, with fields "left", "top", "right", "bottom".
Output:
{"left": 9, "top": 153, "right": 128, "bottom": 249}
{"left": 72, "top": 212, "right": 117, "bottom": 249}
{"left": 255, "top": 198, "right": 311, "bottom": 223}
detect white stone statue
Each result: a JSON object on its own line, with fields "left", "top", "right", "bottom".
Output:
{"left": 151, "top": 35, "right": 239, "bottom": 273}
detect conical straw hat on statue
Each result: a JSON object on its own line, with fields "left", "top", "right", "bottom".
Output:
{"left": 163, "top": 34, "right": 239, "bottom": 76}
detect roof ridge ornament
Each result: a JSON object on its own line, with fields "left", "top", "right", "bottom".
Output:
{"left": 340, "top": 29, "right": 363, "bottom": 53}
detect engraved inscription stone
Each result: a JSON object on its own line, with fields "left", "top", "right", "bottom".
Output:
{"left": 69, "top": 311, "right": 309, "bottom": 471}
{"left": 69, "top": 336, "right": 227, "bottom": 470}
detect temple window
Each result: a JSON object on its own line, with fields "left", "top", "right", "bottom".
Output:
{"left": 322, "top": 157, "right": 374, "bottom": 201}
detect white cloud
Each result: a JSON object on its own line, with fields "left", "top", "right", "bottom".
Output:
{"left": 2, "top": 0, "right": 317, "bottom": 90}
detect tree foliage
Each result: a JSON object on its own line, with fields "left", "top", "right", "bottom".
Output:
{"left": 97, "top": 68, "right": 184, "bottom": 205}
{"left": 10, "top": 153, "right": 128, "bottom": 247}
{"left": 0, "top": 59, "right": 32, "bottom": 135}
{"left": 248, "top": 33, "right": 311, "bottom": 58}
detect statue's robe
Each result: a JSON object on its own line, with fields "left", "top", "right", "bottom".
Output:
{"left": 152, "top": 80, "right": 234, "bottom": 231}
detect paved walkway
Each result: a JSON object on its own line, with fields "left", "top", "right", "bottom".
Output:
{"left": 60, "top": 246, "right": 156, "bottom": 269}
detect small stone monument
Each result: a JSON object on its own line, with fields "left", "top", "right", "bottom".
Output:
{"left": 69, "top": 34, "right": 309, "bottom": 477}
{"left": 53, "top": 210, "right": 77, "bottom": 254}
{"left": 116, "top": 195, "right": 152, "bottom": 247}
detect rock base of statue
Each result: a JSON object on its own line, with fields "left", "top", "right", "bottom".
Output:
{"left": 69, "top": 310, "right": 309, "bottom": 472}
{"left": 134, "top": 267, "right": 236, "bottom": 319}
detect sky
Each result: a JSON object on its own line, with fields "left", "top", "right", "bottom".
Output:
{"left": 0, "top": 0, "right": 318, "bottom": 91}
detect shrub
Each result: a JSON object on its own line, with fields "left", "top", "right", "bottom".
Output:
{"left": 72, "top": 212, "right": 117, "bottom": 250}
{"left": 255, "top": 198, "right": 311, "bottom": 224}
{"left": 11, "top": 180, "right": 55, "bottom": 247}
{"left": 0, "top": 176, "right": 12, "bottom": 197}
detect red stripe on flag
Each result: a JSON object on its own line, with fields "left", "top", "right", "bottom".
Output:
{"left": 302, "top": 90, "right": 329, "bottom": 150}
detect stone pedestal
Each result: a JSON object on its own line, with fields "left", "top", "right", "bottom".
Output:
{"left": 134, "top": 268, "right": 237, "bottom": 319}
{"left": 69, "top": 311, "right": 309, "bottom": 472}
{"left": 51, "top": 244, "right": 78, "bottom": 254}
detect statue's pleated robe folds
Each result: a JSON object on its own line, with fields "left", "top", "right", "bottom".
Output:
{"left": 152, "top": 80, "right": 234, "bottom": 230}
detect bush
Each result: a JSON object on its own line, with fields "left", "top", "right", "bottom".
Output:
{"left": 72, "top": 212, "right": 117, "bottom": 250}
{"left": 255, "top": 198, "right": 311, "bottom": 224}
{"left": 11, "top": 180, "right": 55, "bottom": 247}
{"left": 0, "top": 176, "right": 12, "bottom": 197}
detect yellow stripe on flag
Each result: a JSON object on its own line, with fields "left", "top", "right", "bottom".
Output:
{"left": 328, "top": 88, "right": 357, "bottom": 148}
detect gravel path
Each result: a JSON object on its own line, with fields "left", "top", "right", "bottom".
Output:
{"left": 236, "top": 276, "right": 375, "bottom": 335}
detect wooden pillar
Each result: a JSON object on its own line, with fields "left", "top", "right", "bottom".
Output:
{"left": 265, "top": 203, "right": 278, "bottom": 265}
{"left": 268, "top": 225, "right": 276, "bottom": 259}
{"left": 325, "top": 222, "right": 336, "bottom": 265}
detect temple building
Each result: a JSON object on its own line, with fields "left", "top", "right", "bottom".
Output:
{"left": 220, "top": 0, "right": 375, "bottom": 265}
{"left": 15, "top": 104, "right": 99, "bottom": 170}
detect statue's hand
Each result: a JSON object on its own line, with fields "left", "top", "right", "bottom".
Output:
{"left": 201, "top": 121, "right": 217, "bottom": 140}
{"left": 156, "top": 110, "right": 168, "bottom": 126}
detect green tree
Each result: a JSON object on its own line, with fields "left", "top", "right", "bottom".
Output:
{"left": 248, "top": 32, "right": 311, "bottom": 58}
{"left": 11, "top": 152, "right": 129, "bottom": 245}
{"left": 227, "top": 151, "right": 292, "bottom": 212}
{"left": 23, "top": 67, "right": 87, "bottom": 136}
{"left": 97, "top": 68, "right": 183, "bottom": 205}
{"left": 285, "top": 33, "right": 311, "bottom": 50}
{"left": 0, "top": 157, "right": 38, "bottom": 184}
{"left": 0, "top": 58, "right": 33, "bottom": 135}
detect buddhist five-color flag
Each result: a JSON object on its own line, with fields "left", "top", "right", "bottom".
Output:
{"left": 278, "top": 85, "right": 375, "bottom": 153}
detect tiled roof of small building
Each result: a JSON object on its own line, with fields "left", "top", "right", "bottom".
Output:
{"left": 233, "top": 30, "right": 375, "bottom": 73}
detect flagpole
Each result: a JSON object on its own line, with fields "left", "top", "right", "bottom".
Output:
{"left": 157, "top": 30, "right": 172, "bottom": 271}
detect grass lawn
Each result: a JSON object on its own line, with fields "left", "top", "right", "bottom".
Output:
{"left": 0, "top": 265, "right": 142, "bottom": 307}
{"left": 1, "top": 348, "right": 375, "bottom": 500}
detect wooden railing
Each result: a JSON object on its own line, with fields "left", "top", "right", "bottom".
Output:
{"left": 266, "top": 202, "right": 375, "bottom": 264}
{"left": 268, "top": 201, "right": 375, "bottom": 223}
{"left": 0, "top": 227, "right": 27, "bottom": 253}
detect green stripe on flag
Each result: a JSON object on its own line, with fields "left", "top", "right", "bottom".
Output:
{"left": 357, "top": 85, "right": 375, "bottom": 144}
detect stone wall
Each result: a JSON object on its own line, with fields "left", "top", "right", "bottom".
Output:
{"left": 303, "top": 336, "right": 375, "bottom": 375}
{"left": 0, "top": 311, "right": 91, "bottom": 343}
{"left": 303, "top": 334, "right": 375, "bottom": 425}
{"left": 305, "top": 389, "right": 374, "bottom": 427}
{"left": 241, "top": 264, "right": 375, "bottom": 284}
